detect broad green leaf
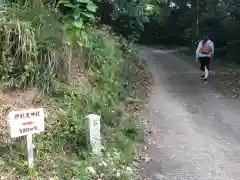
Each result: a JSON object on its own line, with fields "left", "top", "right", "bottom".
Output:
{"left": 77, "top": 41, "right": 84, "bottom": 47}
{"left": 72, "top": 20, "right": 83, "bottom": 28}
{"left": 80, "top": 12, "right": 95, "bottom": 19}
{"left": 86, "top": 3, "right": 97, "bottom": 12}
{"left": 145, "top": 4, "right": 154, "bottom": 11}
{"left": 73, "top": 14, "right": 80, "bottom": 20}
{"left": 66, "top": 29, "right": 75, "bottom": 41}
{"left": 76, "top": 0, "right": 88, "bottom": 3}
{"left": 73, "top": 9, "right": 81, "bottom": 19}
{"left": 57, "top": 0, "right": 69, "bottom": 5}
{"left": 63, "top": 3, "right": 76, "bottom": 8}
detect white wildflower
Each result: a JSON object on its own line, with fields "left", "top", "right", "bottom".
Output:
{"left": 113, "top": 151, "right": 120, "bottom": 160}
{"left": 121, "top": 164, "right": 126, "bottom": 169}
{"left": 86, "top": 167, "right": 96, "bottom": 175}
{"left": 126, "top": 167, "right": 133, "bottom": 174}
{"left": 49, "top": 177, "right": 59, "bottom": 180}
{"left": 115, "top": 170, "right": 121, "bottom": 177}
{"left": 126, "top": 167, "right": 132, "bottom": 171}
{"left": 99, "top": 160, "right": 108, "bottom": 167}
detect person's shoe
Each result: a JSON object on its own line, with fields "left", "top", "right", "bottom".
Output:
{"left": 201, "top": 75, "right": 205, "bottom": 80}
{"left": 204, "top": 78, "right": 208, "bottom": 83}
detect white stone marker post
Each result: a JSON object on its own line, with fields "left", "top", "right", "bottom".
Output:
{"left": 85, "top": 114, "right": 102, "bottom": 155}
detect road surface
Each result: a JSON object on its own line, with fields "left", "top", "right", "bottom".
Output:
{"left": 140, "top": 47, "right": 240, "bottom": 180}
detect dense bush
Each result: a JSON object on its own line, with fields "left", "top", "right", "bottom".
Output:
{"left": 97, "top": 0, "right": 150, "bottom": 41}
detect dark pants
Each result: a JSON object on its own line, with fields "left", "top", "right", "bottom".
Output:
{"left": 199, "top": 56, "right": 211, "bottom": 71}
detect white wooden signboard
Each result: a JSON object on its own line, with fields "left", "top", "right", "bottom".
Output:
{"left": 8, "top": 108, "right": 44, "bottom": 138}
{"left": 8, "top": 108, "right": 45, "bottom": 171}
{"left": 85, "top": 114, "right": 102, "bottom": 155}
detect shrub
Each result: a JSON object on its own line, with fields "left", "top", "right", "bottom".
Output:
{"left": 97, "top": 0, "right": 150, "bottom": 41}
{"left": 57, "top": 0, "right": 97, "bottom": 21}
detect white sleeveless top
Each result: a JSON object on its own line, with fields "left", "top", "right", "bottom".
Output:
{"left": 196, "top": 39, "right": 214, "bottom": 58}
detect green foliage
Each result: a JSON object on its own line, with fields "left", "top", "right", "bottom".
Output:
{"left": 1, "top": 26, "right": 143, "bottom": 178}
{"left": 57, "top": 0, "right": 97, "bottom": 21}
{"left": 98, "top": 0, "right": 150, "bottom": 41}
{"left": 0, "top": 3, "right": 70, "bottom": 92}
{"left": 0, "top": 1, "right": 144, "bottom": 179}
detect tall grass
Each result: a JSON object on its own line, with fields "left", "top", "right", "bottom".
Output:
{"left": 0, "top": 3, "right": 70, "bottom": 92}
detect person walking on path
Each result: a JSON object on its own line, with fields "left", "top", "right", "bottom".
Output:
{"left": 196, "top": 35, "right": 214, "bottom": 83}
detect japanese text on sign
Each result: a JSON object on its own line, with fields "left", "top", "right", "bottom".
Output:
{"left": 14, "top": 110, "right": 40, "bottom": 120}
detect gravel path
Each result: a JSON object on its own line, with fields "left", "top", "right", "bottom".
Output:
{"left": 140, "top": 47, "right": 240, "bottom": 180}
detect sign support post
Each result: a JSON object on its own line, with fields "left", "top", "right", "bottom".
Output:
{"left": 26, "top": 134, "right": 34, "bottom": 173}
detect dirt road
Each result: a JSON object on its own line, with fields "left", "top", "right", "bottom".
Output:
{"left": 140, "top": 47, "right": 240, "bottom": 180}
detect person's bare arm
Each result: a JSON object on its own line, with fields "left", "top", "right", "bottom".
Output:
{"left": 210, "top": 42, "right": 214, "bottom": 59}
{"left": 196, "top": 41, "right": 201, "bottom": 61}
